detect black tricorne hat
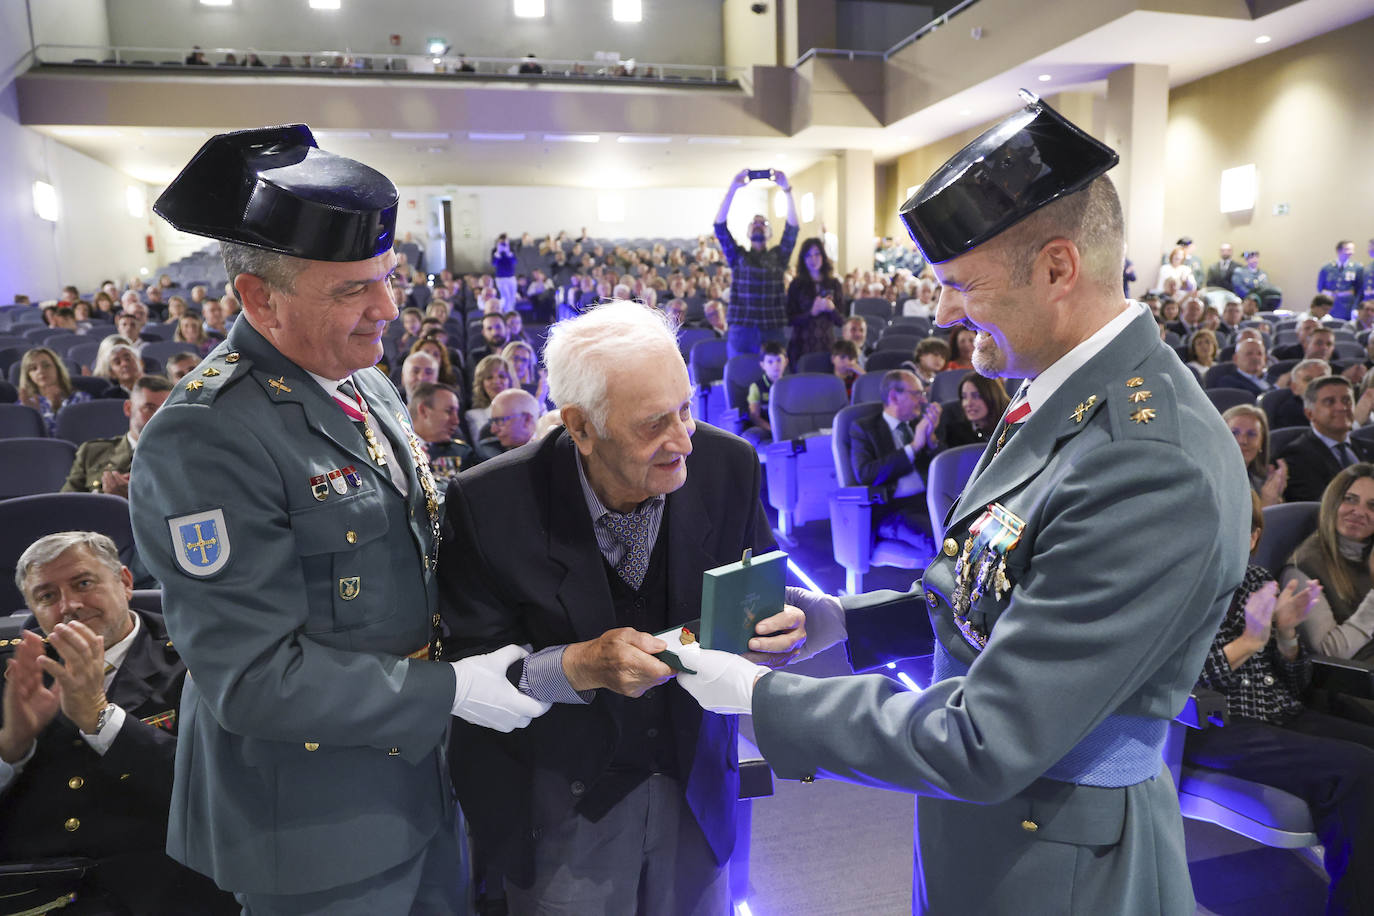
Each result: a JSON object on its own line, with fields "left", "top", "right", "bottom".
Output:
{"left": 898, "top": 93, "right": 1118, "bottom": 265}
{"left": 154, "top": 124, "right": 398, "bottom": 262}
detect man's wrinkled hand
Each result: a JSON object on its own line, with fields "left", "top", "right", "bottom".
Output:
{"left": 675, "top": 643, "right": 769, "bottom": 715}
{"left": 42, "top": 621, "right": 108, "bottom": 734}
{"left": 562, "top": 628, "right": 674, "bottom": 697}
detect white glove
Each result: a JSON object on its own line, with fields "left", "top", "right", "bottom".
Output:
{"left": 784, "top": 587, "right": 848, "bottom": 662}
{"left": 674, "top": 643, "right": 770, "bottom": 715}
{"left": 450, "top": 645, "right": 553, "bottom": 732}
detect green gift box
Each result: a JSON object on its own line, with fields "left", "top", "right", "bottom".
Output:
{"left": 654, "top": 548, "right": 788, "bottom": 671}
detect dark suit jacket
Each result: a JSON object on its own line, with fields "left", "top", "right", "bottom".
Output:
{"left": 849, "top": 409, "right": 933, "bottom": 498}
{"left": 1262, "top": 388, "right": 1309, "bottom": 431}
{"left": 438, "top": 425, "right": 772, "bottom": 885}
{"left": 1206, "top": 260, "right": 1240, "bottom": 289}
{"left": 1206, "top": 366, "right": 1271, "bottom": 396}
{"left": 1278, "top": 429, "right": 1374, "bottom": 502}
{"left": 0, "top": 610, "right": 234, "bottom": 914}
{"left": 61, "top": 434, "right": 132, "bottom": 492}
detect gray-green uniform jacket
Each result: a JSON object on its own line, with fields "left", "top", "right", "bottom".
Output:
{"left": 754, "top": 308, "right": 1250, "bottom": 915}
{"left": 129, "top": 318, "right": 455, "bottom": 895}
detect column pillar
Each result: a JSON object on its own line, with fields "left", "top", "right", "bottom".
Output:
{"left": 836, "top": 148, "right": 875, "bottom": 276}
{"left": 1104, "top": 64, "right": 1169, "bottom": 299}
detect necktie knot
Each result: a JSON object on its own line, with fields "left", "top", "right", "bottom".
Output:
{"left": 600, "top": 509, "right": 654, "bottom": 590}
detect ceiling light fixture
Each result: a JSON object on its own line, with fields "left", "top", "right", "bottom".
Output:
{"left": 616, "top": 135, "right": 670, "bottom": 144}
{"left": 687, "top": 136, "right": 741, "bottom": 145}
{"left": 1254, "top": 35, "right": 1272, "bottom": 44}
{"left": 514, "top": 0, "right": 545, "bottom": 18}
{"left": 309, "top": 0, "right": 340, "bottom": 9}
{"left": 390, "top": 131, "right": 449, "bottom": 140}
{"left": 1037, "top": 73, "right": 1052, "bottom": 82}
{"left": 544, "top": 133, "right": 600, "bottom": 143}
{"left": 612, "top": 0, "right": 642, "bottom": 22}
{"left": 469, "top": 132, "right": 527, "bottom": 141}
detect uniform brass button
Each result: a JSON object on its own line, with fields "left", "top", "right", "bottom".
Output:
{"left": 166, "top": 641, "right": 174, "bottom": 648}
{"left": 1021, "top": 819, "right": 1039, "bottom": 832}
{"left": 942, "top": 538, "right": 959, "bottom": 558}
{"left": 345, "top": 531, "right": 358, "bottom": 545}
{"left": 304, "top": 742, "right": 319, "bottom": 751}
{"left": 800, "top": 775, "right": 815, "bottom": 784}
{"left": 388, "top": 747, "right": 400, "bottom": 756}
{"left": 64, "top": 818, "right": 80, "bottom": 832}
{"left": 68, "top": 776, "right": 84, "bottom": 790}
{"left": 926, "top": 592, "right": 938, "bottom": 609}
{"left": 225, "top": 352, "right": 240, "bottom": 363}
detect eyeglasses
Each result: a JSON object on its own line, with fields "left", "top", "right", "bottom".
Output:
{"left": 490, "top": 412, "right": 532, "bottom": 426}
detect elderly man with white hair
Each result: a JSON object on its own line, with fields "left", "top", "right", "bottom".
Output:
{"left": 438, "top": 299, "right": 823, "bottom": 915}
{"left": 399, "top": 349, "right": 439, "bottom": 403}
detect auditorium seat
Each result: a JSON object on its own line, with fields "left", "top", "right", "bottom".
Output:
{"left": 1267, "top": 425, "right": 1308, "bottom": 459}
{"left": 720, "top": 354, "right": 764, "bottom": 440}
{"left": 687, "top": 338, "right": 728, "bottom": 428}
{"left": 142, "top": 340, "right": 199, "bottom": 365}
{"left": 1204, "top": 387, "right": 1256, "bottom": 413}
{"left": 0, "top": 404, "right": 45, "bottom": 439}
{"left": 829, "top": 402, "right": 928, "bottom": 594}
{"left": 863, "top": 350, "right": 911, "bottom": 373}
{"left": 849, "top": 371, "right": 886, "bottom": 405}
{"left": 0, "top": 438, "right": 77, "bottom": 498}
{"left": 0, "top": 493, "right": 136, "bottom": 613}
{"left": 874, "top": 334, "right": 919, "bottom": 353}
{"left": 53, "top": 399, "right": 128, "bottom": 444}
{"left": 762, "top": 374, "right": 847, "bottom": 536}
{"left": 928, "top": 368, "right": 969, "bottom": 405}
{"left": 850, "top": 298, "right": 892, "bottom": 322}
{"left": 925, "top": 443, "right": 986, "bottom": 541}
{"left": 1251, "top": 501, "right": 1319, "bottom": 578}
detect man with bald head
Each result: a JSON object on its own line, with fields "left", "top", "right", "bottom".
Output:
{"left": 476, "top": 388, "right": 539, "bottom": 459}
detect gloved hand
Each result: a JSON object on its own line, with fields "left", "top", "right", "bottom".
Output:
{"left": 783, "top": 586, "right": 848, "bottom": 662}
{"left": 450, "top": 645, "right": 553, "bottom": 732}
{"left": 674, "top": 643, "right": 770, "bottom": 715}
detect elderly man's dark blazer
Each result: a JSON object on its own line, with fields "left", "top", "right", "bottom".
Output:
{"left": 849, "top": 409, "right": 933, "bottom": 498}
{"left": 438, "top": 424, "right": 772, "bottom": 885}
{"left": 1278, "top": 429, "right": 1374, "bottom": 502}
{"left": 0, "top": 609, "right": 234, "bottom": 914}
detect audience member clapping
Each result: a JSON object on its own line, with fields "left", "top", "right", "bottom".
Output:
{"left": 61, "top": 376, "right": 172, "bottom": 495}
{"left": 1281, "top": 464, "right": 1374, "bottom": 661}
{"left": 1156, "top": 245, "right": 1199, "bottom": 294}
{"left": 1222, "top": 404, "right": 1287, "bottom": 508}
{"left": 18, "top": 347, "right": 93, "bottom": 435}
{"left": 1277, "top": 376, "right": 1374, "bottom": 502}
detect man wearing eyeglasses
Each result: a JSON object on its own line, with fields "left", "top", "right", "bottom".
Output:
{"left": 848, "top": 369, "right": 940, "bottom": 556}
{"left": 476, "top": 388, "right": 540, "bottom": 460}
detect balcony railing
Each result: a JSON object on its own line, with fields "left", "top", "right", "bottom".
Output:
{"left": 29, "top": 45, "right": 747, "bottom": 88}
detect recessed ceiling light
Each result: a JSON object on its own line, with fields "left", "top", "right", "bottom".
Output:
{"left": 199, "top": 0, "right": 232, "bottom": 6}
{"left": 544, "top": 133, "right": 600, "bottom": 143}
{"left": 612, "top": 0, "right": 642, "bottom": 23}
{"left": 1255, "top": 35, "right": 1272, "bottom": 44}
{"left": 309, "top": 0, "right": 340, "bottom": 9}
{"left": 687, "top": 136, "right": 742, "bottom": 145}
{"left": 958, "top": 108, "right": 972, "bottom": 116}
{"left": 390, "top": 131, "right": 449, "bottom": 140}
{"left": 514, "top": 0, "right": 545, "bottom": 17}
{"left": 469, "top": 132, "right": 526, "bottom": 141}
{"left": 616, "top": 135, "right": 671, "bottom": 144}
{"left": 1037, "top": 74, "right": 1052, "bottom": 82}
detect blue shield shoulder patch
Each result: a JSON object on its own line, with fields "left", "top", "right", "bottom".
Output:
{"left": 168, "top": 509, "right": 231, "bottom": 578}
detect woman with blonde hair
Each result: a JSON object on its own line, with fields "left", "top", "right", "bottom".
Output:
{"left": 1221, "top": 404, "right": 1287, "bottom": 507}
{"left": 467, "top": 354, "right": 516, "bottom": 441}
{"left": 18, "top": 347, "right": 91, "bottom": 435}
{"left": 175, "top": 312, "right": 214, "bottom": 356}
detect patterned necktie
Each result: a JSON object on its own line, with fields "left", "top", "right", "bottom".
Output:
{"left": 600, "top": 510, "right": 654, "bottom": 591}
{"left": 334, "top": 378, "right": 368, "bottom": 425}
{"left": 898, "top": 421, "right": 914, "bottom": 446}
{"left": 1335, "top": 441, "right": 1358, "bottom": 468}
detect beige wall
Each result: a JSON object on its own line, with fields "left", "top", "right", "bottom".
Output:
{"left": 723, "top": 0, "right": 781, "bottom": 70}
{"left": 787, "top": 155, "right": 838, "bottom": 265}
{"left": 1164, "top": 14, "right": 1374, "bottom": 301}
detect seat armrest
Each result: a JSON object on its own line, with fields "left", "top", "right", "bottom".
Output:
{"left": 832, "top": 486, "right": 885, "bottom": 506}
{"left": 1311, "top": 654, "right": 1374, "bottom": 700}
{"left": 1176, "top": 688, "right": 1227, "bottom": 730}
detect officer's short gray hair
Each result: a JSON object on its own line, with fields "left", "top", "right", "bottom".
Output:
{"left": 544, "top": 300, "right": 680, "bottom": 435}
{"left": 16, "top": 532, "right": 122, "bottom": 596}
{"left": 220, "top": 241, "right": 307, "bottom": 302}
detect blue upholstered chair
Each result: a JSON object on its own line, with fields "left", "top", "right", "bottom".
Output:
{"left": 925, "top": 443, "right": 986, "bottom": 542}
{"left": 53, "top": 399, "right": 129, "bottom": 445}
{"left": 0, "top": 493, "right": 136, "bottom": 613}
{"left": 0, "top": 438, "right": 76, "bottom": 498}
{"left": 828, "top": 402, "right": 928, "bottom": 594}
{"left": 762, "top": 374, "right": 847, "bottom": 536}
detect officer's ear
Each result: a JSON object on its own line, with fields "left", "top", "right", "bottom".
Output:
{"left": 234, "top": 274, "right": 279, "bottom": 329}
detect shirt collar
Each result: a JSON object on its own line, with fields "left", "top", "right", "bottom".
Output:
{"left": 574, "top": 447, "right": 664, "bottom": 521}
{"left": 1311, "top": 426, "right": 1352, "bottom": 448}
{"left": 1022, "top": 301, "right": 1140, "bottom": 412}
{"left": 105, "top": 610, "right": 140, "bottom": 675}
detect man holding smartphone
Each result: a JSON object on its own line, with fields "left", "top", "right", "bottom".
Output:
{"left": 714, "top": 168, "right": 798, "bottom": 357}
